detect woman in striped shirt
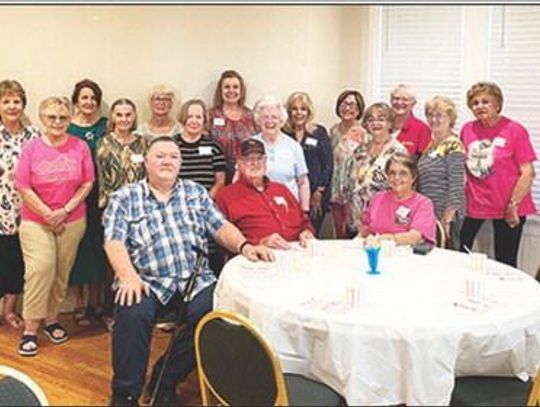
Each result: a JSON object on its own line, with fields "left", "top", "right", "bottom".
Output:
{"left": 417, "top": 96, "right": 465, "bottom": 249}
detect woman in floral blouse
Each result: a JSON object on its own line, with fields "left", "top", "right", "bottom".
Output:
{"left": 346, "top": 102, "right": 407, "bottom": 235}
{"left": 0, "top": 79, "right": 39, "bottom": 329}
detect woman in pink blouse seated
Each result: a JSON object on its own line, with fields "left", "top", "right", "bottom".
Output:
{"left": 360, "top": 152, "right": 436, "bottom": 246}
{"left": 15, "top": 97, "right": 94, "bottom": 356}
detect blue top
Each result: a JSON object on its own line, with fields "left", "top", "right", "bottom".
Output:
{"left": 284, "top": 124, "right": 333, "bottom": 210}
{"left": 253, "top": 132, "right": 308, "bottom": 200}
{"left": 103, "top": 178, "right": 226, "bottom": 304}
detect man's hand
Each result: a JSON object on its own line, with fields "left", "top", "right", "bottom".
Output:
{"left": 260, "top": 233, "right": 290, "bottom": 250}
{"left": 241, "top": 243, "right": 275, "bottom": 262}
{"left": 298, "top": 229, "right": 315, "bottom": 248}
{"left": 115, "top": 274, "right": 150, "bottom": 307}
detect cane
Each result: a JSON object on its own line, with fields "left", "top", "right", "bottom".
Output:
{"left": 149, "top": 246, "right": 206, "bottom": 406}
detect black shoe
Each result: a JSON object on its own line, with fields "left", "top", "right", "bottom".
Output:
{"left": 153, "top": 385, "right": 180, "bottom": 406}
{"left": 110, "top": 393, "right": 139, "bottom": 406}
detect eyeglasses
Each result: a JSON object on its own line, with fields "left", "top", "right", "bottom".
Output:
{"left": 340, "top": 101, "right": 358, "bottom": 109}
{"left": 152, "top": 96, "right": 172, "bottom": 103}
{"left": 387, "top": 169, "right": 412, "bottom": 179}
{"left": 44, "top": 114, "right": 69, "bottom": 123}
{"left": 391, "top": 96, "right": 412, "bottom": 103}
{"left": 426, "top": 112, "right": 448, "bottom": 120}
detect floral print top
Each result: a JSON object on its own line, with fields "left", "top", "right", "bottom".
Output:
{"left": 0, "top": 124, "right": 40, "bottom": 234}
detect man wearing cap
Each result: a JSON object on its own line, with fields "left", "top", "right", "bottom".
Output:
{"left": 215, "top": 138, "right": 315, "bottom": 250}
{"left": 390, "top": 84, "right": 431, "bottom": 157}
{"left": 104, "top": 136, "right": 274, "bottom": 406}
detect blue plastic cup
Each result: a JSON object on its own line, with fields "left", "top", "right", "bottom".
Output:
{"left": 365, "top": 246, "right": 381, "bottom": 274}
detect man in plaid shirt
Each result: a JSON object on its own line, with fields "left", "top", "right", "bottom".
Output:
{"left": 104, "top": 136, "right": 273, "bottom": 406}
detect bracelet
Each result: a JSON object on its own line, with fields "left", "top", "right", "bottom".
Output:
{"left": 238, "top": 240, "right": 249, "bottom": 255}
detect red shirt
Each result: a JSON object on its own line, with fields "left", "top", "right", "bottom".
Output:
{"left": 396, "top": 114, "right": 431, "bottom": 156}
{"left": 215, "top": 178, "right": 314, "bottom": 245}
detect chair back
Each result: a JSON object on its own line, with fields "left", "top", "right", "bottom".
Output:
{"left": 435, "top": 220, "right": 447, "bottom": 249}
{"left": 194, "top": 310, "right": 289, "bottom": 406}
{"left": 0, "top": 366, "right": 48, "bottom": 406}
{"left": 528, "top": 361, "right": 540, "bottom": 406}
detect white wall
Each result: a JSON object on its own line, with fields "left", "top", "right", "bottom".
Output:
{"left": 0, "top": 5, "right": 370, "bottom": 130}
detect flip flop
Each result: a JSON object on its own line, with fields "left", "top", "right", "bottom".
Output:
{"left": 19, "top": 334, "right": 38, "bottom": 357}
{"left": 43, "top": 322, "right": 69, "bottom": 345}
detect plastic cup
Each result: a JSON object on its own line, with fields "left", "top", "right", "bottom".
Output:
{"left": 470, "top": 252, "right": 487, "bottom": 273}
{"left": 381, "top": 239, "right": 396, "bottom": 258}
{"left": 365, "top": 246, "right": 381, "bottom": 274}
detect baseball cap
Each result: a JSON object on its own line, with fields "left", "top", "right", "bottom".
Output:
{"left": 240, "top": 138, "right": 266, "bottom": 156}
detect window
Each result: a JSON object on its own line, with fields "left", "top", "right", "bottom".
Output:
{"left": 489, "top": 5, "right": 540, "bottom": 211}
{"left": 374, "top": 6, "right": 465, "bottom": 127}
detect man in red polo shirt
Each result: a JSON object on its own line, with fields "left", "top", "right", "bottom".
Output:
{"left": 215, "top": 138, "right": 314, "bottom": 249}
{"left": 390, "top": 84, "right": 431, "bottom": 157}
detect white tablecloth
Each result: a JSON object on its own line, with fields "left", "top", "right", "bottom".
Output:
{"left": 214, "top": 241, "right": 540, "bottom": 405}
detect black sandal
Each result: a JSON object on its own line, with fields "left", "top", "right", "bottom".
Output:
{"left": 19, "top": 334, "right": 38, "bottom": 357}
{"left": 43, "top": 322, "right": 69, "bottom": 345}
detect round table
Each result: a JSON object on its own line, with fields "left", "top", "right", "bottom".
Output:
{"left": 214, "top": 240, "right": 540, "bottom": 405}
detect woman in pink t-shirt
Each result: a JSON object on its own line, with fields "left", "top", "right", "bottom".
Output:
{"left": 460, "top": 82, "right": 536, "bottom": 267}
{"left": 15, "top": 97, "right": 94, "bottom": 356}
{"left": 361, "top": 152, "right": 436, "bottom": 246}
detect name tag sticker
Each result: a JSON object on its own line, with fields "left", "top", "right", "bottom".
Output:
{"left": 130, "top": 154, "right": 144, "bottom": 164}
{"left": 199, "top": 146, "right": 213, "bottom": 155}
{"left": 213, "top": 118, "right": 225, "bottom": 126}
{"left": 428, "top": 150, "right": 437, "bottom": 159}
{"left": 305, "top": 137, "right": 318, "bottom": 147}
{"left": 396, "top": 205, "right": 411, "bottom": 218}
{"left": 274, "top": 196, "right": 287, "bottom": 206}
{"left": 493, "top": 137, "right": 506, "bottom": 148}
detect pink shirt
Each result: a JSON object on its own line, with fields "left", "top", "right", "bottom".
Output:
{"left": 15, "top": 136, "right": 95, "bottom": 225}
{"left": 362, "top": 191, "right": 436, "bottom": 244}
{"left": 461, "top": 116, "right": 537, "bottom": 218}
{"left": 396, "top": 114, "right": 431, "bottom": 156}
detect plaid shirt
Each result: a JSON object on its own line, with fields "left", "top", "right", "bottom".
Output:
{"left": 103, "top": 178, "right": 226, "bottom": 304}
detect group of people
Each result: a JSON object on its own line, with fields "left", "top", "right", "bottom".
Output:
{"left": 0, "top": 69, "right": 537, "bottom": 405}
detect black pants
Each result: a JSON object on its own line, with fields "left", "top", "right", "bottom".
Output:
{"left": 111, "top": 284, "right": 215, "bottom": 400}
{"left": 459, "top": 216, "right": 526, "bottom": 267}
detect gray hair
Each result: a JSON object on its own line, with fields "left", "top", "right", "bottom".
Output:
{"left": 253, "top": 95, "right": 287, "bottom": 127}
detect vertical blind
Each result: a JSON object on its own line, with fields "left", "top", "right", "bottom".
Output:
{"left": 489, "top": 6, "right": 540, "bottom": 212}
{"left": 376, "top": 6, "right": 465, "bottom": 128}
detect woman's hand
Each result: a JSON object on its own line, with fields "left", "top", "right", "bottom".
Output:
{"left": 310, "top": 190, "right": 323, "bottom": 218}
{"left": 298, "top": 229, "right": 315, "bottom": 247}
{"left": 505, "top": 204, "right": 520, "bottom": 228}
{"left": 260, "top": 233, "right": 290, "bottom": 250}
{"left": 45, "top": 208, "right": 69, "bottom": 228}
{"left": 115, "top": 273, "right": 150, "bottom": 307}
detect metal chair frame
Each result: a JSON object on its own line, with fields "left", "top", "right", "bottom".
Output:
{"left": 0, "top": 365, "right": 49, "bottom": 406}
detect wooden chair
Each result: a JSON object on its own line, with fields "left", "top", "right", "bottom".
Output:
{"left": 0, "top": 365, "right": 48, "bottom": 406}
{"left": 450, "top": 361, "right": 540, "bottom": 406}
{"left": 194, "top": 310, "right": 347, "bottom": 406}
{"left": 435, "top": 220, "right": 447, "bottom": 249}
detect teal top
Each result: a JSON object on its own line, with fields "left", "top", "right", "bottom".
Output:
{"left": 68, "top": 116, "right": 108, "bottom": 153}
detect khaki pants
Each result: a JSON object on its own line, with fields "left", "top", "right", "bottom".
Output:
{"left": 19, "top": 219, "right": 86, "bottom": 320}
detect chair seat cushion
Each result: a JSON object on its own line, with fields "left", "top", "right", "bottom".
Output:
{"left": 450, "top": 376, "right": 532, "bottom": 406}
{"left": 284, "top": 373, "right": 346, "bottom": 406}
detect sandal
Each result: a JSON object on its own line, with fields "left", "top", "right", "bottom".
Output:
{"left": 43, "top": 322, "right": 69, "bottom": 345}
{"left": 3, "top": 313, "right": 23, "bottom": 329}
{"left": 19, "top": 334, "right": 38, "bottom": 357}
{"left": 73, "top": 306, "right": 91, "bottom": 327}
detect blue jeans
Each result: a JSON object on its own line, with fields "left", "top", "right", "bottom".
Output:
{"left": 111, "top": 283, "right": 215, "bottom": 400}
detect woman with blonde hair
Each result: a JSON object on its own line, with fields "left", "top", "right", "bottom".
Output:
{"left": 283, "top": 91, "right": 333, "bottom": 235}
{"left": 138, "top": 84, "right": 182, "bottom": 139}
{"left": 417, "top": 95, "right": 465, "bottom": 249}
{"left": 209, "top": 70, "right": 257, "bottom": 184}
{"left": 0, "top": 79, "right": 39, "bottom": 329}
{"left": 15, "top": 96, "right": 94, "bottom": 356}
